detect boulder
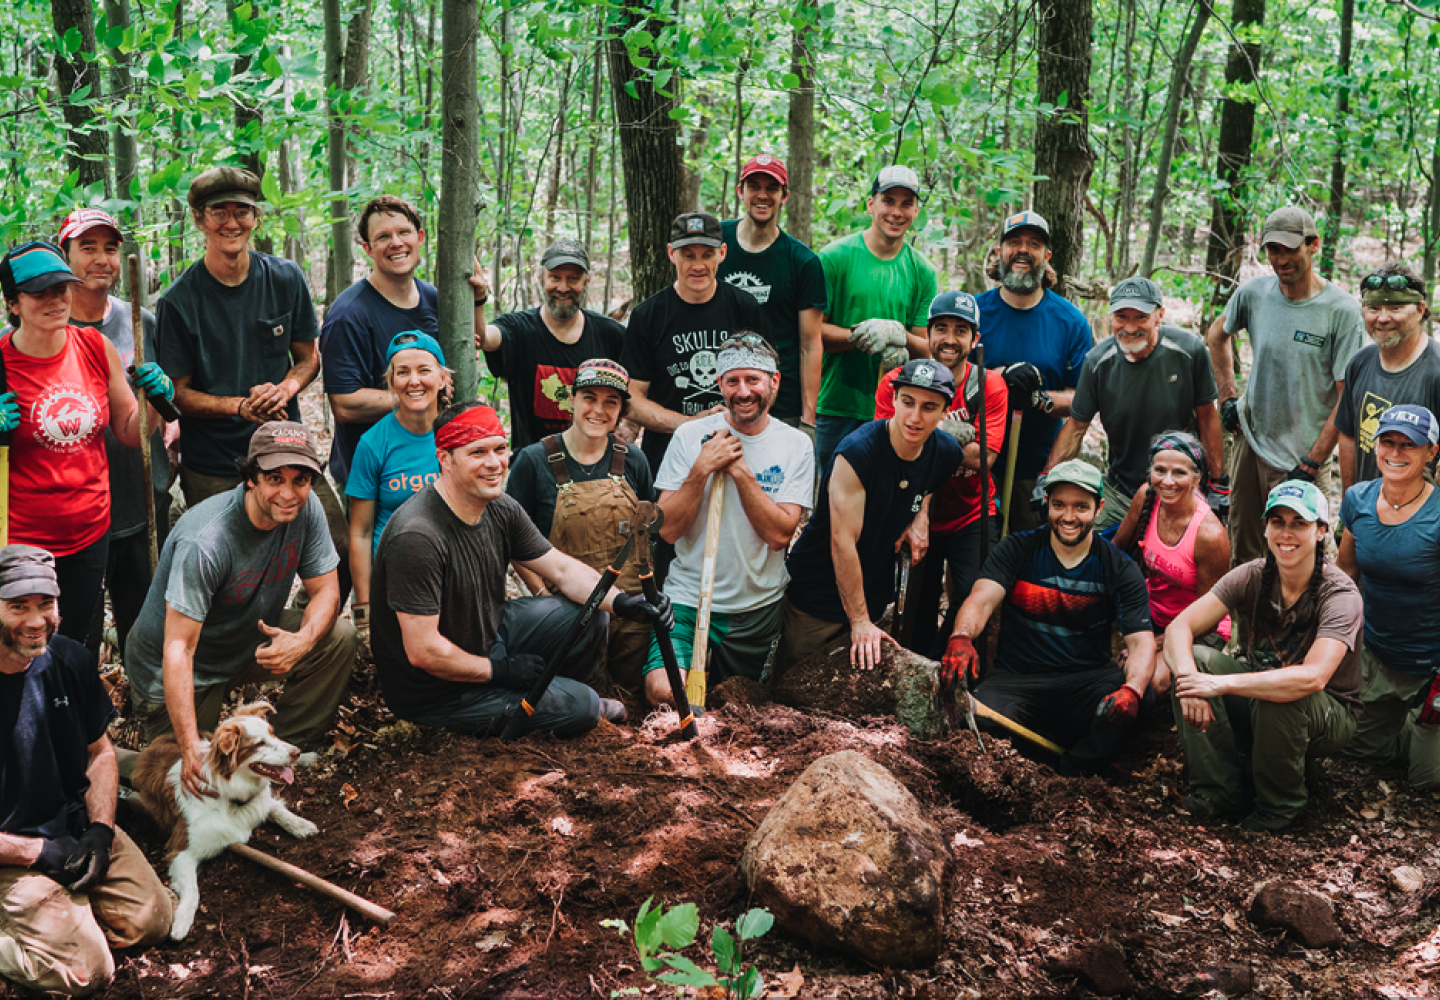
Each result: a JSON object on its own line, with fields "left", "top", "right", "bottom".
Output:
{"left": 1048, "top": 940, "right": 1137, "bottom": 996}
{"left": 772, "top": 639, "right": 944, "bottom": 739}
{"left": 738, "top": 750, "right": 953, "bottom": 967}
{"left": 1249, "top": 881, "right": 1344, "bottom": 948}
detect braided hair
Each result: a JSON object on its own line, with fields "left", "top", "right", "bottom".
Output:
{"left": 1250, "top": 530, "right": 1328, "bottom": 663}
{"left": 1129, "top": 430, "right": 1206, "bottom": 560}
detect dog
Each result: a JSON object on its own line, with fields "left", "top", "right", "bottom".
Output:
{"left": 133, "top": 702, "right": 319, "bottom": 940}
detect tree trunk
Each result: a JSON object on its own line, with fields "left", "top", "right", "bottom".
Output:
{"left": 1141, "top": 0, "right": 1212, "bottom": 277}
{"left": 785, "top": 0, "right": 817, "bottom": 248}
{"left": 732, "top": 63, "right": 746, "bottom": 220}
{"left": 1423, "top": 119, "right": 1440, "bottom": 321}
{"left": 607, "top": 3, "right": 684, "bottom": 301}
{"left": 1319, "top": 0, "right": 1354, "bottom": 279}
{"left": 543, "top": 59, "right": 572, "bottom": 248}
{"left": 1112, "top": 0, "right": 1139, "bottom": 277}
{"left": 1032, "top": 0, "right": 1094, "bottom": 295}
{"left": 584, "top": 23, "right": 603, "bottom": 248}
{"left": 226, "top": 0, "right": 272, "bottom": 252}
{"left": 50, "top": 0, "right": 110, "bottom": 193}
{"left": 437, "top": 0, "right": 480, "bottom": 396}
{"left": 324, "top": 0, "right": 354, "bottom": 303}
{"left": 343, "top": 0, "right": 374, "bottom": 207}
{"left": 103, "top": 0, "right": 141, "bottom": 302}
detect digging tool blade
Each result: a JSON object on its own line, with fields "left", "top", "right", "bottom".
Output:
{"left": 633, "top": 502, "right": 698, "bottom": 740}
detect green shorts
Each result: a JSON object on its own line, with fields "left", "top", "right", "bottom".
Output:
{"left": 644, "top": 599, "right": 783, "bottom": 684}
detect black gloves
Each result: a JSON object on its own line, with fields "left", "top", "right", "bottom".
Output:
{"left": 489, "top": 653, "right": 547, "bottom": 690}
{"left": 1002, "top": 362, "right": 1042, "bottom": 399}
{"left": 1285, "top": 465, "right": 1317, "bottom": 484}
{"left": 1219, "top": 398, "right": 1241, "bottom": 435}
{"left": 1205, "top": 475, "right": 1231, "bottom": 524}
{"left": 1029, "top": 474, "right": 1049, "bottom": 514}
{"left": 67, "top": 823, "right": 114, "bottom": 892}
{"left": 33, "top": 835, "right": 82, "bottom": 887}
{"left": 613, "top": 591, "right": 676, "bottom": 632}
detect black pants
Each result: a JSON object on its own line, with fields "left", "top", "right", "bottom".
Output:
{"left": 55, "top": 534, "right": 109, "bottom": 648}
{"left": 911, "top": 518, "right": 1001, "bottom": 658}
{"left": 91, "top": 492, "right": 173, "bottom": 655}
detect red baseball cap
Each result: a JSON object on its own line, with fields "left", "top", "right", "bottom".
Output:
{"left": 739, "top": 154, "right": 788, "bottom": 187}
{"left": 57, "top": 208, "right": 123, "bottom": 247}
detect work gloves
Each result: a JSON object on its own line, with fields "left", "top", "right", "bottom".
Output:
{"left": 848, "top": 319, "right": 908, "bottom": 355}
{"left": 939, "top": 634, "right": 980, "bottom": 696}
{"left": 1002, "top": 363, "right": 1053, "bottom": 413}
{"left": 938, "top": 414, "right": 976, "bottom": 448}
{"left": 66, "top": 822, "right": 114, "bottom": 892}
{"left": 489, "top": 653, "right": 547, "bottom": 690}
{"left": 1029, "top": 472, "right": 1049, "bottom": 514}
{"left": 1205, "top": 475, "right": 1231, "bottom": 524}
{"left": 0, "top": 392, "right": 19, "bottom": 434}
{"left": 1286, "top": 464, "right": 1317, "bottom": 484}
{"left": 129, "top": 362, "right": 174, "bottom": 403}
{"left": 1097, "top": 684, "right": 1141, "bottom": 724}
{"left": 613, "top": 591, "right": 676, "bottom": 632}
{"left": 1418, "top": 673, "right": 1440, "bottom": 726}
{"left": 32, "top": 835, "right": 83, "bottom": 888}
{"left": 1219, "top": 398, "right": 1242, "bottom": 435}
{"left": 881, "top": 345, "right": 910, "bottom": 374}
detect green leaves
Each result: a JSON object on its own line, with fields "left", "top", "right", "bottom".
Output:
{"left": 607, "top": 899, "right": 774, "bottom": 1000}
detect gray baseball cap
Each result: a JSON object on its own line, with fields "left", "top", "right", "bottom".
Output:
{"left": 1109, "top": 276, "right": 1163, "bottom": 315}
{"left": 1259, "top": 206, "right": 1318, "bottom": 250}
{"left": 0, "top": 546, "right": 60, "bottom": 600}
{"left": 541, "top": 239, "right": 590, "bottom": 273}
{"left": 872, "top": 165, "right": 921, "bottom": 197}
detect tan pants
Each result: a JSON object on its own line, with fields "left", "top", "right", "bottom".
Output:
{"left": 0, "top": 828, "right": 172, "bottom": 996}
{"left": 1229, "top": 432, "right": 1333, "bottom": 565}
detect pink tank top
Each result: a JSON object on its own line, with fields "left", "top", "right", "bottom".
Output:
{"left": 1141, "top": 495, "right": 1232, "bottom": 640}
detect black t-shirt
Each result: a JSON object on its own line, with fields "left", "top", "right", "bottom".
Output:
{"left": 1334, "top": 340, "right": 1440, "bottom": 485}
{"left": 620, "top": 282, "right": 765, "bottom": 470}
{"left": 483, "top": 308, "right": 625, "bottom": 453}
{"left": 0, "top": 636, "right": 115, "bottom": 839}
{"left": 506, "top": 434, "right": 655, "bottom": 538}
{"left": 371, "top": 485, "right": 552, "bottom": 717}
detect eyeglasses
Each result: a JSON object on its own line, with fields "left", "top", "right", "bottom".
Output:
{"left": 204, "top": 206, "right": 256, "bottom": 223}
{"left": 1361, "top": 273, "right": 1424, "bottom": 294}
{"left": 728, "top": 333, "right": 766, "bottom": 348}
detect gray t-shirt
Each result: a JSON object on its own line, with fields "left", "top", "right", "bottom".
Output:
{"left": 1224, "top": 276, "right": 1363, "bottom": 470}
{"left": 1070, "top": 325, "right": 1217, "bottom": 498}
{"left": 1334, "top": 340, "right": 1440, "bottom": 485}
{"left": 124, "top": 485, "right": 338, "bottom": 703}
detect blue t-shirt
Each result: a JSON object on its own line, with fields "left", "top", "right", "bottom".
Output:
{"left": 318, "top": 278, "right": 439, "bottom": 485}
{"left": 973, "top": 288, "right": 1092, "bottom": 480}
{"left": 785, "top": 419, "right": 962, "bottom": 623}
{"left": 1341, "top": 480, "right": 1440, "bottom": 674}
{"left": 345, "top": 413, "right": 441, "bottom": 554}
{"left": 982, "top": 527, "right": 1152, "bottom": 676}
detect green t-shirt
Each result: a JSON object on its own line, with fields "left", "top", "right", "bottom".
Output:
{"left": 816, "top": 232, "right": 938, "bottom": 420}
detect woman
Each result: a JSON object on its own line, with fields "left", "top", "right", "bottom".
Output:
{"left": 346, "top": 331, "right": 450, "bottom": 632}
{"left": 1162, "top": 480, "right": 1362, "bottom": 832}
{"left": 1338, "top": 404, "right": 1440, "bottom": 788}
{"left": 506, "top": 358, "right": 655, "bottom": 697}
{"left": 1114, "top": 432, "right": 1231, "bottom": 648}
{"left": 0, "top": 240, "right": 166, "bottom": 643}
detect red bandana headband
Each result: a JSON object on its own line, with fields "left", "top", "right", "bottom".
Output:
{"left": 436, "top": 405, "right": 506, "bottom": 451}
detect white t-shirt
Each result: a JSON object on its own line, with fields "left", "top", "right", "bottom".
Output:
{"left": 655, "top": 412, "right": 814, "bottom": 613}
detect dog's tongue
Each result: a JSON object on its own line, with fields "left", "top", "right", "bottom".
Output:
{"left": 275, "top": 766, "right": 295, "bottom": 786}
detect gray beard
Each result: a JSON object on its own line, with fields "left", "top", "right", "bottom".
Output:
{"left": 546, "top": 293, "right": 583, "bottom": 321}
{"left": 1000, "top": 259, "right": 1041, "bottom": 295}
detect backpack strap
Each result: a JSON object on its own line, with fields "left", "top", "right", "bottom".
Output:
{"left": 542, "top": 435, "right": 572, "bottom": 486}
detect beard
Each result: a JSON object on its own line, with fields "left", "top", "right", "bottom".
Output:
{"left": 1372, "top": 330, "right": 1406, "bottom": 350}
{"left": 546, "top": 289, "right": 585, "bottom": 321}
{"left": 726, "top": 385, "right": 777, "bottom": 427}
{"left": 1000, "top": 254, "right": 1042, "bottom": 294}
{"left": 0, "top": 617, "right": 57, "bottom": 658}
{"left": 1052, "top": 520, "right": 1094, "bottom": 547}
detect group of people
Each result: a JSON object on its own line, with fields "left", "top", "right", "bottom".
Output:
{"left": 2, "top": 148, "right": 1439, "bottom": 995}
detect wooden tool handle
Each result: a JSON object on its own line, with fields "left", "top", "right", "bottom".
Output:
{"left": 228, "top": 842, "right": 396, "bottom": 927}
{"left": 688, "top": 476, "right": 726, "bottom": 705}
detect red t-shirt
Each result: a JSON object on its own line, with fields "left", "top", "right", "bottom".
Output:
{"left": 1, "top": 324, "right": 112, "bottom": 556}
{"left": 874, "top": 362, "right": 1007, "bottom": 534}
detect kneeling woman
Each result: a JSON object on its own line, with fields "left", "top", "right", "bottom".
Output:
{"left": 1162, "top": 481, "right": 1362, "bottom": 833}
{"left": 1338, "top": 405, "right": 1440, "bottom": 788}
{"left": 507, "top": 359, "right": 655, "bottom": 697}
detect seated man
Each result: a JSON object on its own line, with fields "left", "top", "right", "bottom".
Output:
{"left": 0, "top": 546, "right": 172, "bottom": 996}
{"left": 370, "top": 402, "right": 669, "bottom": 737}
{"left": 125, "top": 422, "right": 358, "bottom": 798}
{"left": 779, "top": 359, "right": 963, "bottom": 671}
{"left": 940, "top": 460, "right": 1156, "bottom": 776}
{"left": 650, "top": 334, "right": 813, "bottom": 704}
{"left": 1163, "top": 481, "right": 1360, "bottom": 832}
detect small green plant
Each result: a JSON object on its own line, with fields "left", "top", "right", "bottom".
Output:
{"left": 601, "top": 897, "right": 774, "bottom": 999}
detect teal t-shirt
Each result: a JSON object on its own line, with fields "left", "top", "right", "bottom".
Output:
{"left": 816, "top": 232, "right": 938, "bottom": 420}
{"left": 345, "top": 413, "right": 440, "bottom": 554}
{"left": 718, "top": 220, "right": 828, "bottom": 420}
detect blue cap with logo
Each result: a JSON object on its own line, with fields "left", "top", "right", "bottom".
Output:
{"left": 928, "top": 291, "right": 980, "bottom": 331}
{"left": 1375, "top": 404, "right": 1440, "bottom": 448}
{"left": 0, "top": 240, "right": 82, "bottom": 301}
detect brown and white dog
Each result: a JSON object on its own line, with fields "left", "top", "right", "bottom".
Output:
{"left": 133, "top": 703, "right": 319, "bottom": 939}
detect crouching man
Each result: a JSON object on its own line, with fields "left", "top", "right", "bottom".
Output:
{"left": 370, "top": 402, "right": 670, "bottom": 737}
{"left": 0, "top": 546, "right": 172, "bottom": 996}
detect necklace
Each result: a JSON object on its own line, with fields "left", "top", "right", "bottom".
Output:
{"left": 1384, "top": 483, "right": 1427, "bottom": 511}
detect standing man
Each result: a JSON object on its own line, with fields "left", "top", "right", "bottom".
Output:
{"left": 814, "top": 165, "right": 938, "bottom": 471}
{"left": 1334, "top": 263, "right": 1440, "bottom": 490}
{"left": 1208, "top": 205, "right": 1363, "bottom": 563}
{"left": 0, "top": 545, "right": 172, "bottom": 996}
{"left": 647, "top": 334, "right": 813, "bottom": 705}
{"left": 1039, "top": 276, "right": 1225, "bottom": 530}
{"left": 55, "top": 209, "right": 172, "bottom": 654}
{"left": 479, "top": 240, "right": 626, "bottom": 453}
{"left": 718, "top": 154, "right": 828, "bottom": 435}
{"left": 124, "top": 423, "right": 357, "bottom": 798}
{"left": 623, "top": 212, "right": 765, "bottom": 473}
{"left": 779, "top": 359, "right": 963, "bottom": 671}
{"left": 974, "top": 210, "right": 1093, "bottom": 533}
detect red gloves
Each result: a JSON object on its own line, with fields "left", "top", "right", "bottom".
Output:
{"left": 940, "top": 634, "right": 979, "bottom": 694}
{"left": 1420, "top": 674, "right": 1440, "bottom": 726}
{"left": 1097, "top": 684, "right": 1142, "bottom": 723}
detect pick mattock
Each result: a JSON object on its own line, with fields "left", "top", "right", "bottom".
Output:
{"left": 126, "top": 254, "right": 162, "bottom": 573}
{"left": 954, "top": 688, "right": 1065, "bottom": 756}
{"left": 688, "top": 457, "right": 725, "bottom": 707}
{"left": 633, "top": 501, "right": 699, "bottom": 740}
{"left": 999, "top": 409, "right": 1023, "bottom": 538}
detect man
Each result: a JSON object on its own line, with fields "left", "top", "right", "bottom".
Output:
{"left": 55, "top": 209, "right": 172, "bottom": 654}
{"left": 479, "top": 239, "right": 626, "bottom": 453}
{"left": 623, "top": 213, "right": 765, "bottom": 472}
{"left": 0, "top": 546, "right": 172, "bottom": 996}
{"left": 648, "top": 334, "right": 813, "bottom": 705}
{"left": 779, "top": 359, "right": 963, "bottom": 671}
{"left": 1335, "top": 263, "right": 1440, "bottom": 491}
{"left": 939, "top": 460, "right": 1156, "bottom": 776}
{"left": 873, "top": 291, "right": 1007, "bottom": 656}
{"left": 1208, "top": 205, "right": 1363, "bottom": 562}
{"left": 974, "top": 211, "right": 1093, "bottom": 533}
{"left": 718, "top": 154, "right": 827, "bottom": 433}
{"left": 124, "top": 422, "right": 357, "bottom": 799}
{"left": 814, "top": 165, "right": 938, "bottom": 471}
{"left": 1039, "top": 276, "right": 1225, "bottom": 530}
{"left": 370, "top": 402, "right": 670, "bottom": 737}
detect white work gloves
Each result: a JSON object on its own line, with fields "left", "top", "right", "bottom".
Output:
{"left": 849, "top": 318, "right": 908, "bottom": 355}
{"left": 938, "top": 414, "right": 975, "bottom": 447}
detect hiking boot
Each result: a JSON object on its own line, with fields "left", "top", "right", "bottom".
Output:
{"left": 598, "top": 698, "right": 628, "bottom": 724}
{"left": 1184, "top": 793, "right": 1233, "bottom": 822}
{"left": 1240, "top": 809, "right": 1294, "bottom": 833}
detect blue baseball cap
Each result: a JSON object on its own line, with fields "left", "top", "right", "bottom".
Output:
{"left": 0, "top": 241, "right": 82, "bottom": 301}
{"left": 1375, "top": 404, "right": 1440, "bottom": 447}
{"left": 928, "top": 291, "right": 980, "bottom": 331}
{"left": 385, "top": 330, "right": 446, "bottom": 367}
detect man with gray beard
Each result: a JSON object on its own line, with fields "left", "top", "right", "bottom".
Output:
{"left": 1335, "top": 262, "right": 1440, "bottom": 490}
{"left": 479, "top": 240, "right": 625, "bottom": 451}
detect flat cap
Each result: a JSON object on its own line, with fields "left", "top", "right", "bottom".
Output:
{"left": 187, "top": 166, "right": 262, "bottom": 212}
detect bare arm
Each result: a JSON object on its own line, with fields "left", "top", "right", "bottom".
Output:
{"left": 1120, "top": 630, "right": 1158, "bottom": 694}
{"left": 1175, "top": 637, "right": 1348, "bottom": 704}
{"left": 951, "top": 578, "right": 1007, "bottom": 638}
{"left": 726, "top": 452, "right": 803, "bottom": 550}
{"left": 329, "top": 388, "right": 398, "bottom": 425}
{"left": 1301, "top": 384, "right": 1345, "bottom": 469}
{"left": 83, "top": 735, "right": 118, "bottom": 829}
{"left": 348, "top": 499, "right": 377, "bottom": 606}
{"left": 1112, "top": 482, "right": 1149, "bottom": 553}
{"left": 798, "top": 307, "right": 823, "bottom": 425}
{"left": 161, "top": 607, "right": 215, "bottom": 798}
{"left": 1206, "top": 313, "right": 1238, "bottom": 402}
{"left": 829, "top": 456, "right": 896, "bottom": 669}
{"left": 517, "top": 547, "right": 629, "bottom": 613}
{"left": 1194, "top": 517, "right": 1231, "bottom": 598}
{"left": 905, "top": 325, "right": 931, "bottom": 359}
{"left": 513, "top": 562, "right": 550, "bottom": 596}
{"left": 1040, "top": 417, "right": 1089, "bottom": 475}
{"left": 1336, "top": 528, "right": 1359, "bottom": 581}
{"left": 820, "top": 320, "right": 855, "bottom": 352}
{"left": 1338, "top": 433, "right": 1356, "bottom": 493}
{"left": 1043, "top": 389, "right": 1076, "bottom": 420}
{"left": 1195, "top": 402, "right": 1225, "bottom": 480}
{"left": 102, "top": 337, "right": 152, "bottom": 448}
{"left": 397, "top": 611, "right": 494, "bottom": 682}
{"left": 657, "top": 429, "right": 743, "bottom": 543}
{"left": 252, "top": 570, "right": 341, "bottom": 678}
{"left": 627, "top": 379, "right": 711, "bottom": 435}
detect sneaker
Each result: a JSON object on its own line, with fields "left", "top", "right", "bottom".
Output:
{"left": 1240, "top": 809, "right": 1294, "bottom": 833}
{"left": 598, "top": 698, "right": 628, "bottom": 724}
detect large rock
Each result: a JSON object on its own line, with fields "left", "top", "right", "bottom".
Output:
{"left": 773, "top": 639, "right": 944, "bottom": 739}
{"left": 1249, "top": 881, "right": 1344, "bottom": 948}
{"left": 738, "top": 750, "right": 953, "bottom": 967}
{"left": 1048, "top": 940, "right": 1137, "bottom": 996}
